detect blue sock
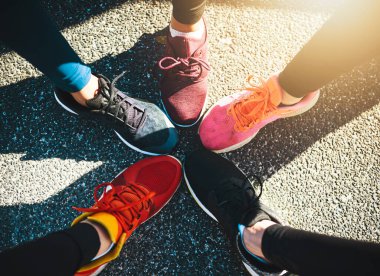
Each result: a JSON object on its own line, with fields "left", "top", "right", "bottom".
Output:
{"left": 238, "top": 224, "right": 269, "bottom": 265}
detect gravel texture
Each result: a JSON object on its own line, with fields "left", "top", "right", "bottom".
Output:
{"left": 0, "top": 0, "right": 379, "bottom": 275}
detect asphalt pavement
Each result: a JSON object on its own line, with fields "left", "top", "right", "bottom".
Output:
{"left": 0, "top": 0, "right": 379, "bottom": 275}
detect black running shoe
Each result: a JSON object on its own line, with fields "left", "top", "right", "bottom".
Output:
{"left": 54, "top": 73, "right": 178, "bottom": 155}
{"left": 184, "top": 150, "right": 287, "bottom": 276}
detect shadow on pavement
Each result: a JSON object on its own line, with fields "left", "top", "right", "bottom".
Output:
{"left": 223, "top": 60, "right": 380, "bottom": 181}
{"left": 0, "top": 26, "right": 379, "bottom": 276}
{"left": 0, "top": 0, "right": 341, "bottom": 55}
{"left": 0, "top": 31, "right": 246, "bottom": 275}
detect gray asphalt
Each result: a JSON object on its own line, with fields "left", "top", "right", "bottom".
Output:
{"left": 0, "top": 0, "right": 379, "bottom": 275}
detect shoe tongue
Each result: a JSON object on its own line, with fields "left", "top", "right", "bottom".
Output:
{"left": 219, "top": 177, "right": 255, "bottom": 207}
{"left": 219, "top": 177, "right": 270, "bottom": 226}
{"left": 85, "top": 79, "right": 144, "bottom": 128}
{"left": 244, "top": 207, "right": 271, "bottom": 227}
{"left": 111, "top": 186, "right": 151, "bottom": 224}
{"left": 86, "top": 91, "right": 105, "bottom": 110}
{"left": 86, "top": 78, "right": 111, "bottom": 110}
{"left": 168, "top": 35, "right": 201, "bottom": 58}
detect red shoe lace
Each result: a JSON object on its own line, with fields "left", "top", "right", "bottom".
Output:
{"left": 73, "top": 182, "right": 155, "bottom": 232}
{"left": 227, "top": 76, "right": 280, "bottom": 132}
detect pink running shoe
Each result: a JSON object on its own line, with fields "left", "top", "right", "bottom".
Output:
{"left": 199, "top": 75, "right": 320, "bottom": 153}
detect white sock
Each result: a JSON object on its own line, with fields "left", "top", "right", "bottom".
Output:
{"left": 169, "top": 24, "right": 204, "bottom": 40}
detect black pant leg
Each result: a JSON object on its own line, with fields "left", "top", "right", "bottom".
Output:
{"left": 262, "top": 224, "right": 380, "bottom": 275}
{"left": 172, "top": 0, "right": 207, "bottom": 24}
{"left": 0, "top": 223, "right": 100, "bottom": 276}
{"left": 0, "top": 0, "right": 91, "bottom": 92}
{"left": 279, "top": 0, "right": 380, "bottom": 97}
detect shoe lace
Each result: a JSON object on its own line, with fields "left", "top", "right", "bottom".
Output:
{"left": 73, "top": 182, "right": 155, "bottom": 232}
{"left": 99, "top": 72, "right": 147, "bottom": 132}
{"left": 227, "top": 76, "right": 279, "bottom": 132}
{"left": 217, "top": 175, "right": 263, "bottom": 215}
{"left": 158, "top": 56, "right": 210, "bottom": 81}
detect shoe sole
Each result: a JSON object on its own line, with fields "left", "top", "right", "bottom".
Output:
{"left": 87, "top": 155, "right": 183, "bottom": 276}
{"left": 54, "top": 92, "right": 170, "bottom": 156}
{"left": 199, "top": 91, "right": 320, "bottom": 153}
{"left": 183, "top": 163, "right": 288, "bottom": 276}
{"left": 87, "top": 264, "right": 107, "bottom": 276}
{"left": 160, "top": 95, "right": 208, "bottom": 128}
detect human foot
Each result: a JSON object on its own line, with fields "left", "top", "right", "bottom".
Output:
{"left": 80, "top": 220, "right": 113, "bottom": 260}
{"left": 158, "top": 17, "right": 210, "bottom": 127}
{"left": 54, "top": 72, "right": 178, "bottom": 155}
{"left": 280, "top": 89, "right": 303, "bottom": 106}
{"left": 239, "top": 220, "right": 277, "bottom": 262}
{"left": 184, "top": 149, "right": 287, "bottom": 275}
{"left": 72, "top": 155, "right": 182, "bottom": 275}
{"left": 199, "top": 75, "right": 320, "bottom": 152}
{"left": 71, "top": 75, "right": 99, "bottom": 107}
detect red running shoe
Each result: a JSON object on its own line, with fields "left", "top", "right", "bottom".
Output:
{"left": 72, "top": 155, "right": 182, "bottom": 276}
{"left": 158, "top": 18, "right": 210, "bottom": 127}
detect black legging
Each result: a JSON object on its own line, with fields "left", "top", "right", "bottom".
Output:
{"left": 279, "top": 0, "right": 380, "bottom": 97}
{"left": 0, "top": 223, "right": 100, "bottom": 276}
{"left": 0, "top": 0, "right": 206, "bottom": 93}
{"left": 0, "top": 0, "right": 92, "bottom": 93}
{"left": 172, "top": 0, "right": 207, "bottom": 24}
{"left": 1, "top": 222, "right": 379, "bottom": 275}
{"left": 263, "top": 225, "right": 380, "bottom": 275}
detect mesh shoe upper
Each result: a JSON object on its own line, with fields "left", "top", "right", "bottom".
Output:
{"left": 54, "top": 73, "right": 178, "bottom": 154}
{"left": 159, "top": 18, "right": 210, "bottom": 126}
{"left": 184, "top": 150, "right": 285, "bottom": 275}
{"left": 199, "top": 75, "right": 319, "bottom": 152}
{"left": 73, "top": 155, "right": 183, "bottom": 275}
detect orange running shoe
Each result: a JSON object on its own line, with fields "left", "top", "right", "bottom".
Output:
{"left": 199, "top": 75, "right": 320, "bottom": 153}
{"left": 72, "top": 155, "right": 182, "bottom": 276}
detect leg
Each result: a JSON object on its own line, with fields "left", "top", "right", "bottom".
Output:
{"left": 199, "top": 0, "right": 380, "bottom": 152}
{"left": 0, "top": 0, "right": 97, "bottom": 106}
{"left": 0, "top": 222, "right": 103, "bottom": 275}
{"left": 279, "top": 0, "right": 380, "bottom": 101}
{"left": 0, "top": 156, "right": 182, "bottom": 275}
{"left": 243, "top": 221, "right": 380, "bottom": 275}
{"left": 0, "top": 0, "right": 179, "bottom": 154}
{"left": 171, "top": 0, "right": 206, "bottom": 26}
{"left": 185, "top": 150, "right": 380, "bottom": 275}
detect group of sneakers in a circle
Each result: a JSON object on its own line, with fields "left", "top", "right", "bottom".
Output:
{"left": 52, "top": 20, "right": 319, "bottom": 276}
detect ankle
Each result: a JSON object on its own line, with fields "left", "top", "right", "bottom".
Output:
{"left": 281, "top": 88, "right": 303, "bottom": 105}
{"left": 170, "top": 16, "right": 203, "bottom": 33}
{"left": 243, "top": 220, "right": 276, "bottom": 261}
{"left": 71, "top": 75, "right": 99, "bottom": 107}
{"left": 81, "top": 220, "right": 112, "bottom": 259}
